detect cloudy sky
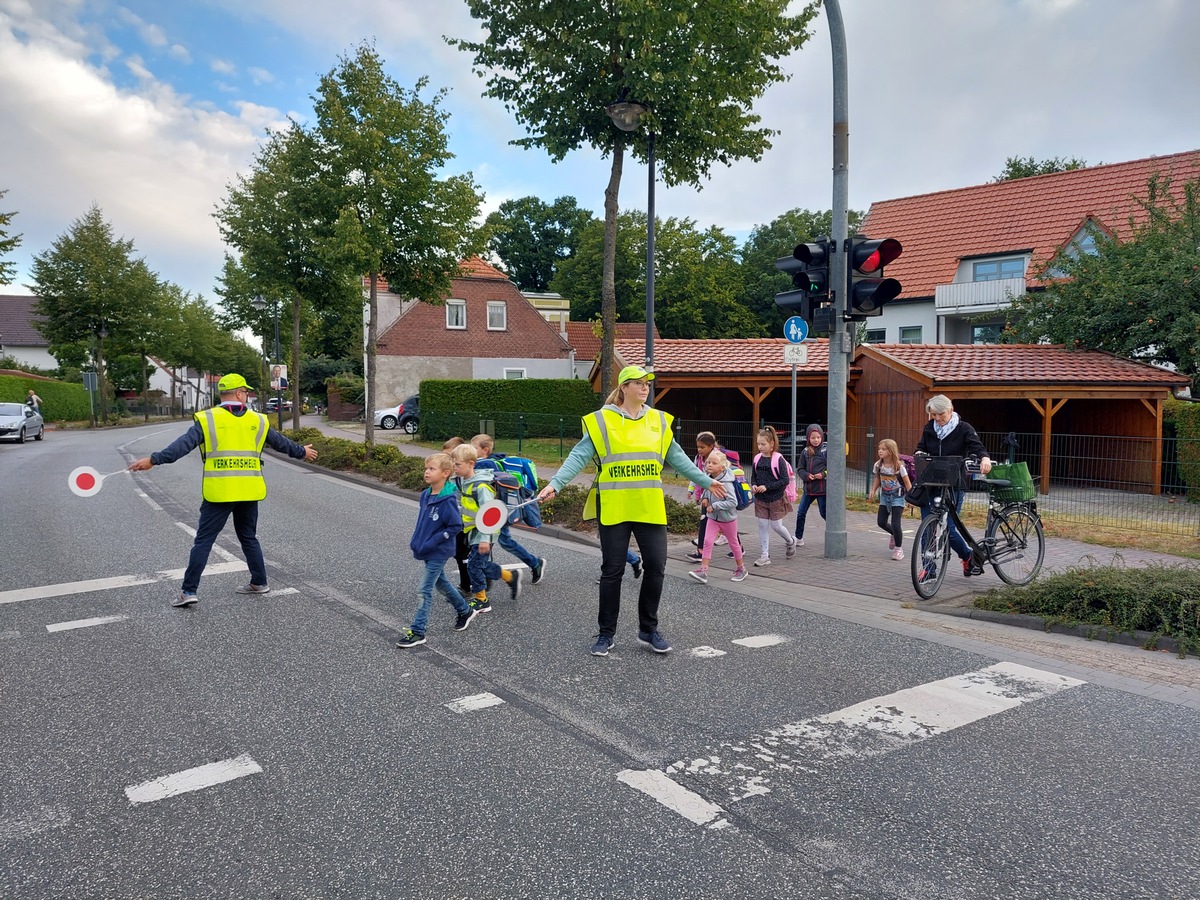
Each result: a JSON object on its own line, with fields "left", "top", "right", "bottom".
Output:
{"left": 2, "top": 0, "right": 1198, "bottom": 303}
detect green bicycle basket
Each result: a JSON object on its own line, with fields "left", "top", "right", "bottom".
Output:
{"left": 988, "top": 461, "right": 1036, "bottom": 502}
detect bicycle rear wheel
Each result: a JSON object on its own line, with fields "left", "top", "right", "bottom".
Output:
{"left": 986, "top": 506, "right": 1045, "bottom": 586}
{"left": 911, "top": 513, "right": 950, "bottom": 599}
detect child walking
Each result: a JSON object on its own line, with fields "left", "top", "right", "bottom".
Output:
{"left": 794, "top": 423, "right": 828, "bottom": 546}
{"left": 451, "top": 443, "right": 522, "bottom": 613}
{"left": 869, "top": 439, "right": 912, "bottom": 561}
{"left": 470, "top": 433, "right": 547, "bottom": 583}
{"left": 688, "top": 450, "right": 747, "bottom": 584}
{"left": 750, "top": 426, "right": 797, "bottom": 566}
{"left": 395, "top": 453, "right": 478, "bottom": 648}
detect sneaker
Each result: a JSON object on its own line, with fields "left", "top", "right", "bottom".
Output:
{"left": 785, "top": 540, "right": 797, "bottom": 560}
{"left": 590, "top": 634, "right": 615, "bottom": 656}
{"left": 888, "top": 536, "right": 896, "bottom": 550}
{"left": 794, "top": 538, "right": 805, "bottom": 547}
{"left": 962, "top": 557, "right": 984, "bottom": 577}
{"left": 731, "top": 566, "right": 748, "bottom": 582}
{"left": 395, "top": 629, "right": 426, "bottom": 648}
{"left": 531, "top": 558, "right": 547, "bottom": 585}
{"left": 688, "top": 569, "right": 709, "bottom": 584}
{"left": 690, "top": 537, "right": 700, "bottom": 548}
{"left": 508, "top": 569, "right": 523, "bottom": 601}
{"left": 726, "top": 551, "right": 735, "bottom": 559}
{"left": 753, "top": 556, "right": 771, "bottom": 567}
{"left": 714, "top": 534, "right": 728, "bottom": 546}
{"left": 637, "top": 630, "right": 672, "bottom": 654}
{"left": 454, "top": 608, "right": 477, "bottom": 632}
{"left": 685, "top": 551, "right": 703, "bottom": 563}
{"left": 173, "top": 591, "right": 198, "bottom": 608}
{"left": 234, "top": 583, "right": 270, "bottom": 595}
{"left": 631, "top": 560, "right": 643, "bottom": 579}
{"left": 470, "top": 597, "right": 493, "bottom": 614}
{"left": 892, "top": 547, "right": 904, "bottom": 561}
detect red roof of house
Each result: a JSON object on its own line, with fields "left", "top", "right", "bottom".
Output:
{"left": 565, "top": 321, "right": 659, "bottom": 361}
{"left": 360, "top": 257, "right": 513, "bottom": 294}
{"left": 857, "top": 343, "right": 1189, "bottom": 388}
{"left": 862, "top": 149, "right": 1200, "bottom": 299}
{"left": 614, "top": 337, "right": 835, "bottom": 375}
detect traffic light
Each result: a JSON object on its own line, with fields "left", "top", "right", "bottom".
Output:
{"left": 846, "top": 236, "right": 902, "bottom": 319}
{"left": 774, "top": 237, "right": 830, "bottom": 320}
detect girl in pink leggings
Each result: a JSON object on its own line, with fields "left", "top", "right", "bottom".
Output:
{"left": 688, "top": 450, "right": 747, "bottom": 584}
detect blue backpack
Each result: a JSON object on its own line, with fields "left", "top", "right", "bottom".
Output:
{"left": 730, "top": 463, "right": 753, "bottom": 511}
{"left": 477, "top": 455, "right": 543, "bottom": 528}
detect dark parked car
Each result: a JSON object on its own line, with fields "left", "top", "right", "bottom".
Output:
{"left": 374, "top": 394, "right": 419, "bottom": 433}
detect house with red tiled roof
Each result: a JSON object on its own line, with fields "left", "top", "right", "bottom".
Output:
{"left": 0, "top": 294, "right": 55, "bottom": 369}
{"left": 859, "top": 149, "right": 1200, "bottom": 345}
{"left": 373, "top": 257, "right": 573, "bottom": 405}
{"left": 564, "top": 320, "right": 659, "bottom": 380}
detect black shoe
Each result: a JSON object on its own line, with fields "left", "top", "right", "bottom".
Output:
{"left": 508, "top": 569, "right": 523, "bottom": 600}
{"left": 632, "top": 560, "right": 643, "bottom": 579}
{"left": 454, "top": 608, "right": 477, "bottom": 632}
{"left": 531, "top": 558, "right": 547, "bottom": 584}
{"left": 470, "top": 597, "right": 493, "bottom": 614}
{"left": 590, "top": 634, "right": 615, "bottom": 656}
{"left": 395, "top": 629, "right": 426, "bottom": 648}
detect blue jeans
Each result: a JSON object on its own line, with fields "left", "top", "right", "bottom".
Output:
{"left": 183, "top": 499, "right": 266, "bottom": 594}
{"left": 625, "top": 549, "right": 641, "bottom": 567}
{"left": 467, "top": 545, "right": 505, "bottom": 594}
{"left": 794, "top": 492, "right": 827, "bottom": 541}
{"left": 496, "top": 524, "right": 539, "bottom": 569}
{"left": 412, "top": 558, "right": 471, "bottom": 635}
{"left": 922, "top": 489, "right": 972, "bottom": 560}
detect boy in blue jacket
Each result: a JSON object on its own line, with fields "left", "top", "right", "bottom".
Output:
{"left": 396, "top": 453, "right": 478, "bottom": 648}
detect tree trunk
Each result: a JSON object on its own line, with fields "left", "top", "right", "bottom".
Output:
{"left": 291, "top": 293, "right": 302, "bottom": 430}
{"left": 599, "top": 140, "right": 626, "bottom": 399}
{"left": 365, "top": 274, "right": 378, "bottom": 450}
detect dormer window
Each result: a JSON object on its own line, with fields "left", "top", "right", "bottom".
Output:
{"left": 1046, "top": 221, "right": 1101, "bottom": 277}
{"left": 972, "top": 258, "right": 1025, "bottom": 282}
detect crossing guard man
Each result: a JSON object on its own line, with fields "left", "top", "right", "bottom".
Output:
{"left": 128, "top": 372, "right": 318, "bottom": 607}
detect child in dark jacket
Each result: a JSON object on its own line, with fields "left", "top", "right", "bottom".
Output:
{"left": 794, "top": 423, "right": 828, "bottom": 546}
{"left": 396, "top": 453, "right": 478, "bottom": 648}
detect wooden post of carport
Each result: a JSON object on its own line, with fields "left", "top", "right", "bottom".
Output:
{"left": 737, "top": 385, "right": 776, "bottom": 433}
{"left": 1141, "top": 397, "right": 1165, "bottom": 496}
{"left": 1026, "top": 397, "right": 1066, "bottom": 496}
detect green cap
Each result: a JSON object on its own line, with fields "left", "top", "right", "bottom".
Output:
{"left": 217, "top": 373, "right": 249, "bottom": 392}
{"left": 617, "top": 365, "right": 655, "bottom": 385}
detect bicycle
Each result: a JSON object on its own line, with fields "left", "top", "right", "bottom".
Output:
{"left": 910, "top": 454, "right": 1045, "bottom": 600}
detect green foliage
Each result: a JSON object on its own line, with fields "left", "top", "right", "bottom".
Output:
{"left": 1004, "top": 174, "right": 1200, "bottom": 375}
{"left": 301, "top": 356, "right": 360, "bottom": 398}
{"left": 419, "top": 378, "right": 599, "bottom": 440}
{"left": 326, "top": 372, "right": 365, "bottom": 406}
{"left": 974, "top": 562, "right": 1200, "bottom": 658}
{"left": 0, "top": 188, "right": 20, "bottom": 283}
{"left": 551, "top": 212, "right": 644, "bottom": 324}
{"left": 1167, "top": 397, "right": 1200, "bottom": 500}
{"left": 991, "top": 155, "right": 1088, "bottom": 182}
{"left": 0, "top": 375, "right": 90, "bottom": 422}
{"left": 486, "top": 196, "right": 595, "bottom": 292}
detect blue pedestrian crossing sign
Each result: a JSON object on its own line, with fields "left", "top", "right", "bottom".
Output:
{"left": 784, "top": 316, "right": 808, "bottom": 344}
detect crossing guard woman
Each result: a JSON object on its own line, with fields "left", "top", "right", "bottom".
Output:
{"left": 539, "top": 365, "right": 725, "bottom": 657}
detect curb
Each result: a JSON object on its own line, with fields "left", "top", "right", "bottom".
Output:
{"left": 931, "top": 605, "right": 1185, "bottom": 656}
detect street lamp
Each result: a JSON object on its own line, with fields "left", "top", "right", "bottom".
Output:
{"left": 606, "top": 95, "right": 656, "bottom": 385}
{"left": 251, "top": 295, "right": 282, "bottom": 430}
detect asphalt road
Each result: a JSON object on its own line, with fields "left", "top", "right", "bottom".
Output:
{"left": 3, "top": 423, "right": 1199, "bottom": 899}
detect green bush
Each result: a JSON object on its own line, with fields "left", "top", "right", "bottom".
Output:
{"left": 974, "top": 561, "right": 1200, "bottom": 657}
{"left": 420, "top": 378, "right": 599, "bottom": 441}
{"left": 0, "top": 375, "right": 90, "bottom": 422}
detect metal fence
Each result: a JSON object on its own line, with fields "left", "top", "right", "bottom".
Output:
{"left": 422, "top": 411, "right": 1200, "bottom": 537}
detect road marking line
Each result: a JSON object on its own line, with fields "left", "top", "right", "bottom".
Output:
{"left": 134, "top": 489, "right": 163, "bottom": 511}
{"left": 271, "top": 587, "right": 300, "bottom": 596}
{"left": 46, "top": 615, "right": 128, "bottom": 633}
{"left": 617, "top": 769, "right": 728, "bottom": 829}
{"left": 125, "top": 754, "right": 262, "bottom": 805}
{"left": 731, "top": 634, "right": 789, "bottom": 649}
{"left": 624, "top": 662, "right": 1085, "bottom": 826}
{"left": 689, "top": 646, "right": 727, "bottom": 658}
{"left": 0, "top": 561, "right": 246, "bottom": 606}
{"left": 445, "top": 692, "right": 505, "bottom": 714}
{"left": 175, "top": 523, "right": 237, "bottom": 561}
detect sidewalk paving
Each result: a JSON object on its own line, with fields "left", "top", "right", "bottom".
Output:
{"left": 302, "top": 416, "right": 1200, "bottom": 694}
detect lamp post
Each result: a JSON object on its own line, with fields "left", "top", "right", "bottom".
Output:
{"left": 97, "top": 324, "right": 108, "bottom": 425}
{"left": 251, "top": 295, "right": 282, "bottom": 430}
{"left": 606, "top": 95, "right": 655, "bottom": 389}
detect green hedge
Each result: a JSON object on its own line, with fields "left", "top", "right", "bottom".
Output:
{"left": 1166, "top": 398, "right": 1200, "bottom": 501}
{"left": 419, "top": 378, "right": 600, "bottom": 441}
{"left": 0, "top": 375, "right": 90, "bottom": 422}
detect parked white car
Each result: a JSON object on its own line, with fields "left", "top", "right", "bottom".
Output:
{"left": 0, "top": 402, "right": 45, "bottom": 443}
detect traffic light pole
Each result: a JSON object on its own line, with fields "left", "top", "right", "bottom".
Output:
{"left": 825, "top": 0, "right": 850, "bottom": 559}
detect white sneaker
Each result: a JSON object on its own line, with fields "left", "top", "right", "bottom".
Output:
{"left": 753, "top": 556, "right": 771, "bottom": 567}
{"left": 714, "top": 534, "right": 728, "bottom": 545}
{"left": 892, "top": 547, "right": 904, "bottom": 560}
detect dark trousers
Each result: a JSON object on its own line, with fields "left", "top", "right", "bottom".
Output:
{"left": 183, "top": 499, "right": 266, "bottom": 594}
{"left": 598, "top": 520, "right": 668, "bottom": 638}
{"left": 794, "top": 492, "right": 827, "bottom": 540}
{"left": 454, "top": 531, "right": 471, "bottom": 591}
{"left": 877, "top": 504, "right": 905, "bottom": 547}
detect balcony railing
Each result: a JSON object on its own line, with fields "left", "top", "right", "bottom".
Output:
{"left": 934, "top": 277, "right": 1026, "bottom": 314}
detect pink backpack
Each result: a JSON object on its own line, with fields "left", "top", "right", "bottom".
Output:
{"left": 754, "top": 452, "right": 798, "bottom": 503}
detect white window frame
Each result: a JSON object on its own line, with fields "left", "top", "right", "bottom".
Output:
{"left": 899, "top": 325, "right": 922, "bottom": 344}
{"left": 972, "top": 257, "right": 1025, "bottom": 282}
{"left": 446, "top": 299, "right": 466, "bottom": 330}
{"left": 487, "top": 301, "right": 507, "bottom": 331}
{"left": 503, "top": 368, "right": 526, "bottom": 380}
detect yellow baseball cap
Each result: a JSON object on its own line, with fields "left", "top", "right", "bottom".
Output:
{"left": 617, "top": 365, "right": 655, "bottom": 385}
{"left": 217, "top": 373, "right": 249, "bottom": 392}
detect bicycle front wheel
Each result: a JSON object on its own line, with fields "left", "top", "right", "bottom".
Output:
{"left": 986, "top": 506, "right": 1045, "bottom": 586}
{"left": 911, "top": 512, "right": 951, "bottom": 599}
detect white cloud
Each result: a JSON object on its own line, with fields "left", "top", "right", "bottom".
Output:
{"left": 247, "top": 66, "right": 275, "bottom": 86}
{"left": 209, "top": 57, "right": 235, "bottom": 75}
{"left": 116, "top": 6, "right": 167, "bottom": 48}
{"left": 169, "top": 42, "right": 191, "bottom": 63}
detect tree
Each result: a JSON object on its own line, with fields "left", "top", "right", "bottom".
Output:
{"left": 312, "top": 42, "right": 483, "bottom": 447}
{"left": 0, "top": 189, "right": 20, "bottom": 284}
{"left": 485, "top": 196, "right": 595, "bottom": 292}
{"left": 550, "top": 213, "right": 645, "bottom": 325}
{"left": 450, "top": 0, "right": 819, "bottom": 394}
{"left": 1004, "top": 174, "right": 1200, "bottom": 375}
{"left": 737, "top": 208, "right": 863, "bottom": 336}
{"left": 29, "top": 205, "right": 160, "bottom": 423}
{"left": 992, "top": 155, "right": 1088, "bottom": 182}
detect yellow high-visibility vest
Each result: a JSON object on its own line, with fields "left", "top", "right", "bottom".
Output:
{"left": 196, "top": 407, "right": 268, "bottom": 502}
{"left": 582, "top": 407, "right": 675, "bottom": 526}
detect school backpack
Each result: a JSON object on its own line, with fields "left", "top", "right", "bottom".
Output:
{"left": 478, "top": 455, "right": 543, "bottom": 529}
{"left": 730, "top": 464, "right": 753, "bottom": 511}
{"left": 754, "top": 452, "right": 798, "bottom": 503}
